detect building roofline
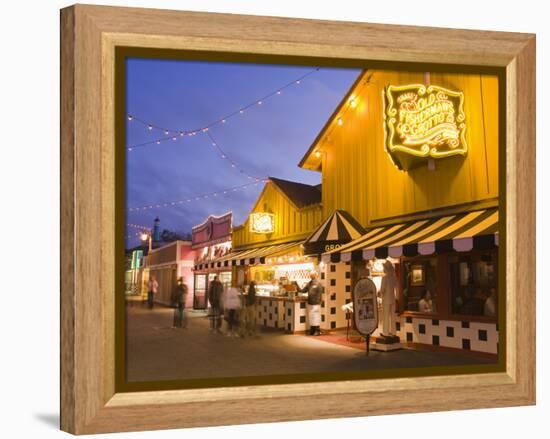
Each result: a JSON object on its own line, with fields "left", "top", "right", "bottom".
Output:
{"left": 297, "top": 69, "right": 367, "bottom": 169}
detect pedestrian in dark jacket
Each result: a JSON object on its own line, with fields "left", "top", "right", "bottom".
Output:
{"left": 240, "top": 281, "right": 257, "bottom": 337}
{"left": 208, "top": 275, "right": 224, "bottom": 333}
{"left": 172, "top": 277, "right": 188, "bottom": 328}
{"left": 301, "top": 271, "right": 324, "bottom": 336}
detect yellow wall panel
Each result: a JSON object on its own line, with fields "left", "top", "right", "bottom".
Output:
{"left": 232, "top": 181, "right": 322, "bottom": 249}
{"left": 315, "top": 70, "right": 499, "bottom": 227}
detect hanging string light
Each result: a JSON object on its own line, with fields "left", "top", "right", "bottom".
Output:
{"left": 126, "top": 67, "right": 321, "bottom": 150}
{"left": 124, "top": 230, "right": 146, "bottom": 240}
{"left": 205, "top": 131, "right": 262, "bottom": 181}
{"left": 126, "top": 179, "right": 268, "bottom": 212}
{"left": 126, "top": 223, "right": 151, "bottom": 231}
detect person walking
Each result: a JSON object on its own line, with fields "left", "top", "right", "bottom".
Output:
{"left": 147, "top": 275, "right": 158, "bottom": 309}
{"left": 301, "top": 271, "right": 324, "bottom": 336}
{"left": 207, "top": 275, "right": 224, "bottom": 333}
{"left": 240, "top": 281, "right": 257, "bottom": 337}
{"left": 223, "top": 285, "right": 241, "bottom": 336}
{"left": 172, "top": 277, "right": 188, "bottom": 329}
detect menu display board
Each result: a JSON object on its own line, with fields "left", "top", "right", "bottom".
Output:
{"left": 353, "top": 277, "right": 379, "bottom": 336}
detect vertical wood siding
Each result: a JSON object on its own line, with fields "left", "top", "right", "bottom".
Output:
{"left": 315, "top": 70, "right": 499, "bottom": 226}
{"left": 233, "top": 182, "right": 322, "bottom": 249}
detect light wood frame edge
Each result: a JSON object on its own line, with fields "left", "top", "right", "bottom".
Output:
{"left": 60, "top": 4, "right": 536, "bottom": 435}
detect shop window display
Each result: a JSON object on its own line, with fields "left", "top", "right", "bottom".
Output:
{"left": 402, "top": 258, "right": 437, "bottom": 313}
{"left": 449, "top": 252, "right": 497, "bottom": 317}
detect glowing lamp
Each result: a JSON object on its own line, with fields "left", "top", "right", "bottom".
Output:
{"left": 250, "top": 212, "right": 275, "bottom": 234}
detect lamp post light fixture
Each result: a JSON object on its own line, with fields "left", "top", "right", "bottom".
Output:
{"left": 140, "top": 231, "right": 152, "bottom": 251}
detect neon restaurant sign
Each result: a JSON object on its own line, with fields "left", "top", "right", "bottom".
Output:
{"left": 384, "top": 84, "right": 468, "bottom": 170}
{"left": 249, "top": 212, "right": 275, "bottom": 234}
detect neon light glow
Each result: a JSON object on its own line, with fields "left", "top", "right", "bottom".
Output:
{"left": 249, "top": 212, "right": 275, "bottom": 234}
{"left": 384, "top": 84, "right": 468, "bottom": 170}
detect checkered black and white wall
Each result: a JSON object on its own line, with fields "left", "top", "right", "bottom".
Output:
{"left": 255, "top": 297, "right": 308, "bottom": 333}
{"left": 396, "top": 317, "right": 498, "bottom": 354}
{"left": 322, "top": 262, "right": 352, "bottom": 330}
{"left": 324, "top": 261, "right": 499, "bottom": 354}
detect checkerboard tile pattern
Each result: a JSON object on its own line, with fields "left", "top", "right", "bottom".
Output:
{"left": 284, "top": 300, "right": 307, "bottom": 333}
{"left": 397, "top": 317, "right": 498, "bottom": 354}
{"left": 323, "top": 262, "right": 352, "bottom": 330}
{"left": 256, "top": 298, "right": 285, "bottom": 330}
{"left": 321, "top": 263, "right": 498, "bottom": 354}
{"left": 255, "top": 298, "right": 307, "bottom": 333}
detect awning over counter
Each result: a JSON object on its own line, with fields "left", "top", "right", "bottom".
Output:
{"left": 194, "top": 241, "right": 303, "bottom": 270}
{"left": 322, "top": 207, "right": 499, "bottom": 263}
{"left": 303, "top": 210, "right": 365, "bottom": 256}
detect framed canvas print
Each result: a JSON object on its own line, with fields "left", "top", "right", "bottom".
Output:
{"left": 60, "top": 4, "right": 536, "bottom": 435}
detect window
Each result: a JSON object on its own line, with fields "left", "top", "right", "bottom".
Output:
{"left": 403, "top": 257, "right": 437, "bottom": 313}
{"left": 449, "top": 251, "right": 497, "bottom": 317}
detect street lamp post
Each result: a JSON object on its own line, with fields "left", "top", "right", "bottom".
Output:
{"left": 140, "top": 231, "right": 152, "bottom": 251}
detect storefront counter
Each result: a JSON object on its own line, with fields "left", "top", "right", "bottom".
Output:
{"left": 254, "top": 295, "right": 308, "bottom": 334}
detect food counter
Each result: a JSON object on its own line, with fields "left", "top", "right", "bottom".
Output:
{"left": 254, "top": 295, "right": 308, "bottom": 334}
{"left": 244, "top": 265, "right": 314, "bottom": 334}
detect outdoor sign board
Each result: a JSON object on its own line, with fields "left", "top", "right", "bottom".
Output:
{"left": 249, "top": 212, "right": 275, "bottom": 234}
{"left": 352, "top": 277, "right": 379, "bottom": 335}
{"left": 191, "top": 213, "right": 232, "bottom": 248}
{"left": 384, "top": 84, "right": 468, "bottom": 170}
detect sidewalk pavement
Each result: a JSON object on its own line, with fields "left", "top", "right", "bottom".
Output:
{"left": 126, "top": 305, "right": 493, "bottom": 382}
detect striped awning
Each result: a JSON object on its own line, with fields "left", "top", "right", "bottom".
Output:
{"left": 194, "top": 241, "right": 303, "bottom": 270}
{"left": 322, "top": 208, "right": 499, "bottom": 263}
{"left": 303, "top": 210, "right": 365, "bottom": 255}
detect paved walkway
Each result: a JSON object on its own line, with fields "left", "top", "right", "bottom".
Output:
{"left": 126, "top": 305, "right": 493, "bottom": 382}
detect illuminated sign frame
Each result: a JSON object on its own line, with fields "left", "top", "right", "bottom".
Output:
{"left": 249, "top": 212, "right": 275, "bottom": 234}
{"left": 384, "top": 84, "right": 468, "bottom": 170}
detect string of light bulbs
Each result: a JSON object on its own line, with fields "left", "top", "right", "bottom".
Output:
{"left": 127, "top": 223, "right": 151, "bottom": 231}
{"left": 126, "top": 67, "right": 321, "bottom": 151}
{"left": 205, "top": 131, "right": 262, "bottom": 181}
{"left": 126, "top": 179, "right": 268, "bottom": 212}
{"left": 125, "top": 230, "right": 146, "bottom": 240}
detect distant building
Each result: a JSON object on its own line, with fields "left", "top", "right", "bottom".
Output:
{"left": 147, "top": 240, "right": 196, "bottom": 307}
{"left": 125, "top": 244, "right": 148, "bottom": 298}
{"left": 191, "top": 213, "right": 232, "bottom": 309}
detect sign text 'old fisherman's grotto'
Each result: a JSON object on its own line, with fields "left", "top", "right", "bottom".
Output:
{"left": 384, "top": 84, "right": 468, "bottom": 170}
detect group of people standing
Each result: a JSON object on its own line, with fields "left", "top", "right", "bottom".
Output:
{"left": 206, "top": 271, "right": 325, "bottom": 337}
{"left": 146, "top": 270, "right": 326, "bottom": 337}
{"left": 206, "top": 275, "right": 258, "bottom": 337}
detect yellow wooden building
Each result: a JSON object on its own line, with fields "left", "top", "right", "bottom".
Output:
{"left": 298, "top": 69, "right": 500, "bottom": 353}
{"left": 202, "top": 69, "right": 500, "bottom": 350}
{"left": 209, "top": 177, "right": 323, "bottom": 333}
{"left": 232, "top": 177, "right": 323, "bottom": 250}
{"left": 299, "top": 69, "right": 499, "bottom": 226}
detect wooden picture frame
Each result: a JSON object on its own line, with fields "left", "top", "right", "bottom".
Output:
{"left": 410, "top": 264, "right": 425, "bottom": 286}
{"left": 60, "top": 4, "right": 536, "bottom": 434}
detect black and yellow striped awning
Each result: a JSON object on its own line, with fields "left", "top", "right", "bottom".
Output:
{"left": 322, "top": 208, "right": 499, "bottom": 263}
{"left": 303, "top": 210, "right": 365, "bottom": 255}
{"left": 194, "top": 241, "right": 303, "bottom": 270}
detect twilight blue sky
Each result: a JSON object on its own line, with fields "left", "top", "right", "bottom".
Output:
{"left": 125, "top": 58, "right": 360, "bottom": 248}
